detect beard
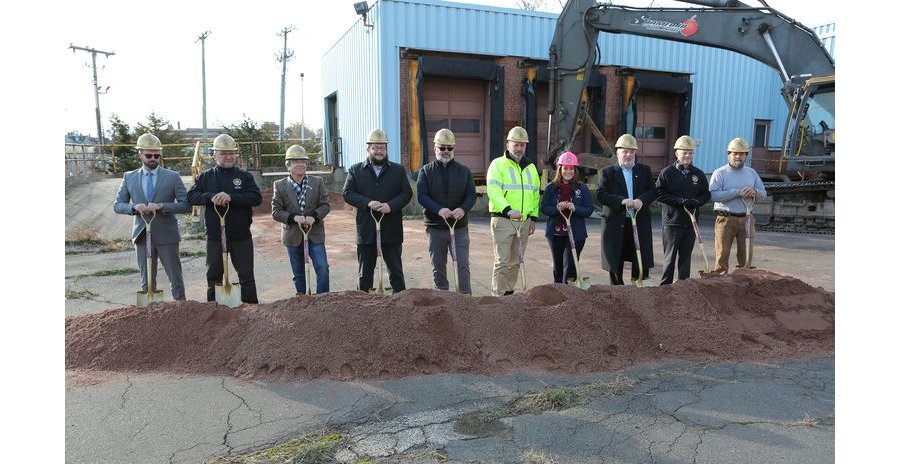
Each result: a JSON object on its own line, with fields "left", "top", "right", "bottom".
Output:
{"left": 438, "top": 154, "right": 453, "bottom": 164}
{"left": 729, "top": 159, "right": 745, "bottom": 169}
{"left": 370, "top": 155, "right": 386, "bottom": 166}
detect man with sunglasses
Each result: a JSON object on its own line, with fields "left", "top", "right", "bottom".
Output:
{"left": 416, "top": 129, "right": 476, "bottom": 294}
{"left": 188, "top": 133, "right": 263, "bottom": 304}
{"left": 114, "top": 133, "right": 191, "bottom": 300}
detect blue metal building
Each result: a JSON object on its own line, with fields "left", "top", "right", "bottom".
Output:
{"left": 322, "top": 0, "right": 834, "bottom": 175}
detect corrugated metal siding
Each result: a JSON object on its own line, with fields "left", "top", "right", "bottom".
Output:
{"left": 814, "top": 23, "right": 836, "bottom": 59}
{"left": 321, "top": 3, "right": 386, "bottom": 166}
{"left": 323, "top": 0, "right": 831, "bottom": 172}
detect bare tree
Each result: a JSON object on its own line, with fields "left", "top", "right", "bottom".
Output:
{"left": 516, "top": 0, "right": 547, "bottom": 11}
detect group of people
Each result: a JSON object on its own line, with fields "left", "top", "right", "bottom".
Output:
{"left": 113, "top": 126, "right": 766, "bottom": 304}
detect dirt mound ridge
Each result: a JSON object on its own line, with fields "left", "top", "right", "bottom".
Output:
{"left": 65, "top": 269, "right": 834, "bottom": 382}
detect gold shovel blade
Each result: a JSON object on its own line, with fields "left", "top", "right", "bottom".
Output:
{"left": 136, "top": 289, "right": 164, "bottom": 307}
{"left": 215, "top": 283, "right": 242, "bottom": 308}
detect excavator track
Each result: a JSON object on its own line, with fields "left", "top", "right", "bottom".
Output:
{"left": 755, "top": 180, "right": 835, "bottom": 234}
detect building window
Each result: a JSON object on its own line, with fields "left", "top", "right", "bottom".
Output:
{"left": 636, "top": 126, "right": 666, "bottom": 140}
{"left": 451, "top": 119, "right": 480, "bottom": 134}
{"left": 426, "top": 119, "right": 449, "bottom": 133}
{"left": 754, "top": 120, "right": 770, "bottom": 147}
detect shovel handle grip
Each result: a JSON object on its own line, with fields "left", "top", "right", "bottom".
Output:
{"left": 220, "top": 225, "right": 228, "bottom": 253}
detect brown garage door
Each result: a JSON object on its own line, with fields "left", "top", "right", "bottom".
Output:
{"left": 636, "top": 93, "right": 679, "bottom": 174}
{"left": 424, "top": 79, "right": 487, "bottom": 175}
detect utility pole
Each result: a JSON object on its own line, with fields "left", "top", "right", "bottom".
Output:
{"left": 300, "top": 72, "right": 305, "bottom": 141}
{"left": 197, "top": 31, "right": 212, "bottom": 146}
{"left": 69, "top": 44, "right": 115, "bottom": 145}
{"left": 276, "top": 26, "right": 295, "bottom": 142}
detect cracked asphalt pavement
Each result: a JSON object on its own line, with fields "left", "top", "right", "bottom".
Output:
{"left": 66, "top": 357, "right": 834, "bottom": 463}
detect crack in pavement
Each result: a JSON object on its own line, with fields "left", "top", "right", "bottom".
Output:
{"left": 218, "top": 376, "right": 263, "bottom": 455}
{"left": 168, "top": 441, "right": 218, "bottom": 464}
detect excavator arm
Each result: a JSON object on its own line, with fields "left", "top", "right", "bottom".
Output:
{"left": 546, "top": 0, "right": 835, "bottom": 166}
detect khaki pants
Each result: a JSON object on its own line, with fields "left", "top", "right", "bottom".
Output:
{"left": 491, "top": 216, "right": 530, "bottom": 295}
{"left": 713, "top": 215, "right": 754, "bottom": 273}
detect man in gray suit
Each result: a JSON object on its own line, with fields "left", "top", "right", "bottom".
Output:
{"left": 114, "top": 133, "right": 191, "bottom": 300}
{"left": 272, "top": 145, "right": 331, "bottom": 294}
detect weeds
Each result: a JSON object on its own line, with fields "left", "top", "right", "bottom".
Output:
{"left": 204, "top": 432, "right": 344, "bottom": 464}
{"left": 455, "top": 377, "right": 637, "bottom": 438}
{"left": 522, "top": 450, "right": 557, "bottom": 464}
{"left": 65, "top": 288, "right": 99, "bottom": 300}
{"left": 179, "top": 250, "right": 205, "bottom": 257}
{"left": 69, "top": 268, "right": 139, "bottom": 279}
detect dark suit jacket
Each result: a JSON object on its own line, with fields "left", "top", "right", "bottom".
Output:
{"left": 113, "top": 167, "right": 191, "bottom": 244}
{"left": 271, "top": 175, "right": 330, "bottom": 246}
{"left": 342, "top": 160, "right": 413, "bottom": 245}
{"left": 596, "top": 163, "right": 657, "bottom": 271}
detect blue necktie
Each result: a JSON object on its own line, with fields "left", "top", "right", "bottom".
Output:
{"left": 624, "top": 168, "right": 634, "bottom": 213}
{"left": 146, "top": 172, "right": 155, "bottom": 202}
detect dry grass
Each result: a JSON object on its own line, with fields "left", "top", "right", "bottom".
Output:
{"left": 203, "top": 432, "right": 344, "bottom": 464}
{"left": 65, "top": 227, "right": 131, "bottom": 254}
{"left": 789, "top": 414, "right": 819, "bottom": 427}
{"left": 455, "top": 376, "right": 637, "bottom": 438}
{"left": 65, "top": 288, "right": 99, "bottom": 300}
{"left": 522, "top": 450, "right": 557, "bottom": 464}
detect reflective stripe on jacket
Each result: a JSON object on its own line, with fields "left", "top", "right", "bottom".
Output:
{"left": 486, "top": 152, "right": 540, "bottom": 219}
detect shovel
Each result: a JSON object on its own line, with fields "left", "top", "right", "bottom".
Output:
{"left": 626, "top": 207, "right": 645, "bottom": 287}
{"left": 214, "top": 203, "right": 241, "bottom": 308}
{"left": 368, "top": 209, "right": 392, "bottom": 295}
{"left": 443, "top": 216, "right": 460, "bottom": 293}
{"left": 510, "top": 219, "right": 528, "bottom": 291}
{"left": 684, "top": 206, "right": 712, "bottom": 275}
{"left": 136, "top": 210, "right": 164, "bottom": 306}
{"left": 297, "top": 223, "right": 312, "bottom": 296}
{"left": 558, "top": 207, "right": 590, "bottom": 289}
{"left": 742, "top": 197, "right": 756, "bottom": 269}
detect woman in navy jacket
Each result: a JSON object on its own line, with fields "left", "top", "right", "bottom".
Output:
{"left": 540, "top": 152, "right": 594, "bottom": 284}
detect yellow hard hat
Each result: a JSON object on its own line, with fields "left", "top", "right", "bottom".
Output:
{"left": 135, "top": 133, "right": 162, "bottom": 151}
{"left": 366, "top": 128, "right": 389, "bottom": 144}
{"left": 213, "top": 134, "right": 239, "bottom": 151}
{"left": 673, "top": 135, "right": 696, "bottom": 150}
{"left": 507, "top": 126, "right": 529, "bottom": 143}
{"left": 285, "top": 144, "right": 308, "bottom": 160}
{"left": 727, "top": 137, "right": 750, "bottom": 153}
{"left": 433, "top": 128, "right": 456, "bottom": 146}
{"left": 615, "top": 134, "right": 638, "bottom": 149}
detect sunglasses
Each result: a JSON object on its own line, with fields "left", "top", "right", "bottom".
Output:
{"left": 437, "top": 146, "right": 454, "bottom": 152}
{"left": 144, "top": 154, "right": 161, "bottom": 159}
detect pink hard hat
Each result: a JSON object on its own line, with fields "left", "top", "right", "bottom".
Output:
{"left": 556, "top": 151, "right": 579, "bottom": 167}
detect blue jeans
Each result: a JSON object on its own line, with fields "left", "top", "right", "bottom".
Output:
{"left": 286, "top": 241, "right": 330, "bottom": 294}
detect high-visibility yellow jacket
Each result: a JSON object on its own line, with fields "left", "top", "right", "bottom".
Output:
{"left": 486, "top": 152, "right": 540, "bottom": 220}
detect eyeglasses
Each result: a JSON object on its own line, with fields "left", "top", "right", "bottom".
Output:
{"left": 437, "top": 146, "right": 454, "bottom": 152}
{"left": 144, "top": 154, "right": 161, "bottom": 159}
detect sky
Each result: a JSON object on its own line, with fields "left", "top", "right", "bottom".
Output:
{"left": 60, "top": 0, "right": 837, "bottom": 139}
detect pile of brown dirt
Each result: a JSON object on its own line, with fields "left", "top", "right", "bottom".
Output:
{"left": 65, "top": 269, "right": 833, "bottom": 383}
{"left": 253, "top": 188, "right": 351, "bottom": 217}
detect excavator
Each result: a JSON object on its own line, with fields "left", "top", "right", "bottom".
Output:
{"left": 546, "top": 0, "right": 835, "bottom": 233}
